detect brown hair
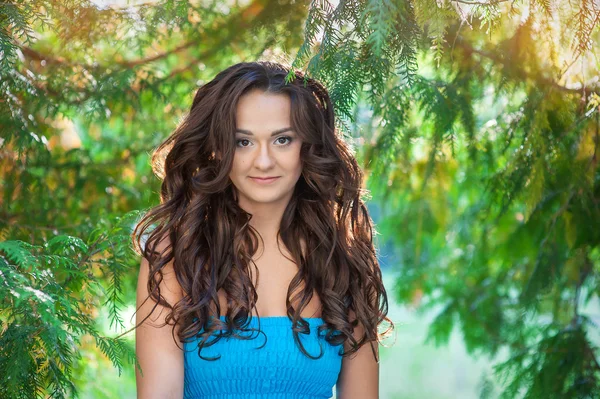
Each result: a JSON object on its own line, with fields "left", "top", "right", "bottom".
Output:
{"left": 132, "top": 61, "right": 393, "bottom": 361}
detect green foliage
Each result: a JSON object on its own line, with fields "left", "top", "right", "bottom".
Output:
{"left": 0, "top": 212, "right": 141, "bottom": 398}
{"left": 1, "top": 0, "right": 600, "bottom": 398}
{"left": 291, "top": 1, "right": 599, "bottom": 397}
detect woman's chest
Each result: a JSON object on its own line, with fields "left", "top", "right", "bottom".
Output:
{"left": 216, "top": 249, "right": 323, "bottom": 318}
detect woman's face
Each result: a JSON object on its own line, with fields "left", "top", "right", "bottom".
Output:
{"left": 229, "top": 89, "right": 303, "bottom": 210}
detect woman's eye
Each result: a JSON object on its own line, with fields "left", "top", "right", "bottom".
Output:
{"left": 276, "top": 136, "right": 292, "bottom": 145}
{"left": 235, "top": 136, "right": 293, "bottom": 148}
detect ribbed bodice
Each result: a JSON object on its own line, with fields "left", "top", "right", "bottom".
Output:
{"left": 183, "top": 316, "right": 343, "bottom": 399}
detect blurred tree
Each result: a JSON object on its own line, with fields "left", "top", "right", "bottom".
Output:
{"left": 1, "top": 1, "right": 311, "bottom": 397}
{"left": 1, "top": 0, "right": 599, "bottom": 398}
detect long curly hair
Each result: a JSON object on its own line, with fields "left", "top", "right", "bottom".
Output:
{"left": 132, "top": 60, "right": 393, "bottom": 361}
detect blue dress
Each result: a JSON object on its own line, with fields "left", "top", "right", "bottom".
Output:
{"left": 184, "top": 316, "right": 343, "bottom": 398}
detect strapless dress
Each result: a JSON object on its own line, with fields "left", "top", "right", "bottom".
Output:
{"left": 183, "top": 315, "right": 343, "bottom": 399}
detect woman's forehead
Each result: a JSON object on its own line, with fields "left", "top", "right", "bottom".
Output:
{"left": 235, "top": 90, "right": 291, "bottom": 130}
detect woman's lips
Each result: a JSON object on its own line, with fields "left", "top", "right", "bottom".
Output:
{"left": 250, "top": 177, "right": 280, "bottom": 184}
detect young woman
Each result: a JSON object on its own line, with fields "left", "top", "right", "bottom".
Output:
{"left": 133, "top": 61, "right": 393, "bottom": 399}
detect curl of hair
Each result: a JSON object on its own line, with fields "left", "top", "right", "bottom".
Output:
{"left": 131, "top": 60, "right": 394, "bottom": 361}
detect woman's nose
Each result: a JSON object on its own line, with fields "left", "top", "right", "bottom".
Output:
{"left": 253, "top": 145, "right": 276, "bottom": 169}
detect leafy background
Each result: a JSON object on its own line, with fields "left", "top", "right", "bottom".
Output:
{"left": 1, "top": 0, "right": 599, "bottom": 398}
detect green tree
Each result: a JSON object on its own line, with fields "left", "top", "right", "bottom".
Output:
{"left": 1, "top": 0, "right": 599, "bottom": 398}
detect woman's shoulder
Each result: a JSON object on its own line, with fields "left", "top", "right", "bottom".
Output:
{"left": 139, "top": 233, "right": 183, "bottom": 305}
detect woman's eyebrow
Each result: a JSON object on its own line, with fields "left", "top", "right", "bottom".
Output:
{"left": 235, "top": 127, "right": 293, "bottom": 136}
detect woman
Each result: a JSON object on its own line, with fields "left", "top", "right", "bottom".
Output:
{"left": 133, "top": 61, "right": 393, "bottom": 399}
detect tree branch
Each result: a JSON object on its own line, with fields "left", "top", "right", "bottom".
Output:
{"left": 8, "top": 0, "right": 274, "bottom": 106}
{"left": 451, "top": 0, "right": 509, "bottom": 5}
{"left": 453, "top": 36, "right": 600, "bottom": 96}
{"left": 13, "top": 1, "right": 264, "bottom": 71}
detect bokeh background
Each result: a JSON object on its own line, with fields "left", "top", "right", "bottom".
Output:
{"left": 2, "top": 0, "right": 600, "bottom": 398}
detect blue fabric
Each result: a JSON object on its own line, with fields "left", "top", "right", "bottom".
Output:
{"left": 184, "top": 315, "right": 343, "bottom": 399}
